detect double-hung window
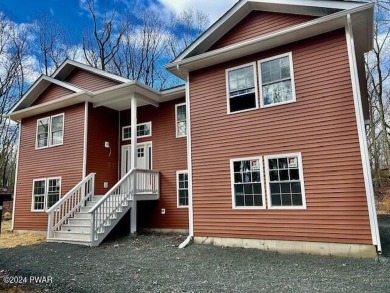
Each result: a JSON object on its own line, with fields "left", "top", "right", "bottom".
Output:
{"left": 122, "top": 122, "right": 152, "bottom": 141}
{"left": 265, "top": 153, "right": 306, "bottom": 209}
{"left": 177, "top": 171, "right": 189, "bottom": 207}
{"left": 259, "top": 52, "right": 296, "bottom": 107}
{"left": 226, "top": 63, "right": 258, "bottom": 113}
{"left": 36, "top": 114, "right": 64, "bottom": 149}
{"left": 230, "top": 157, "right": 265, "bottom": 208}
{"left": 175, "top": 103, "right": 187, "bottom": 137}
{"left": 32, "top": 177, "right": 61, "bottom": 211}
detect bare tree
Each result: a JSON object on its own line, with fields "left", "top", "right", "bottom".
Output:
{"left": 32, "top": 12, "right": 74, "bottom": 75}
{"left": 81, "top": 0, "right": 130, "bottom": 70}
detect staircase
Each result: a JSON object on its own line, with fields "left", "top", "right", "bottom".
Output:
{"left": 46, "top": 169, "right": 159, "bottom": 246}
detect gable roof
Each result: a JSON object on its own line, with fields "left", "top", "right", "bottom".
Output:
{"left": 9, "top": 75, "right": 84, "bottom": 113}
{"left": 172, "top": 0, "right": 369, "bottom": 63}
{"left": 52, "top": 59, "right": 132, "bottom": 83}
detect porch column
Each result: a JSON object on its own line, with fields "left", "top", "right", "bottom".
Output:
{"left": 130, "top": 94, "right": 137, "bottom": 234}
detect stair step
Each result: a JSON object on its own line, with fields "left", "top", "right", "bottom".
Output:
{"left": 68, "top": 218, "right": 90, "bottom": 225}
{"left": 74, "top": 212, "right": 91, "bottom": 219}
{"left": 47, "top": 238, "right": 91, "bottom": 246}
{"left": 61, "top": 224, "right": 90, "bottom": 233}
{"left": 53, "top": 231, "right": 91, "bottom": 241}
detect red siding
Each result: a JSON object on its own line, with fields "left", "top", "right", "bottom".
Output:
{"left": 32, "top": 84, "right": 74, "bottom": 106}
{"left": 86, "top": 104, "right": 119, "bottom": 195}
{"left": 209, "top": 11, "right": 316, "bottom": 51}
{"left": 65, "top": 68, "right": 120, "bottom": 92}
{"left": 189, "top": 29, "right": 372, "bottom": 245}
{"left": 14, "top": 104, "right": 85, "bottom": 231}
{"left": 120, "top": 99, "right": 188, "bottom": 230}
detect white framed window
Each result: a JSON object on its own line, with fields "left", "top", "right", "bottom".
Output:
{"left": 175, "top": 103, "right": 187, "bottom": 137}
{"left": 230, "top": 157, "right": 265, "bottom": 209}
{"left": 36, "top": 113, "right": 64, "bottom": 149}
{"left": 177, "top": 170, "right": 189, "bottom": 207}
{"left": 259, "top": 52, "right": 296, "bottom": 108}
{"left": 122, "top": 122, "right": 152, "bottom": 141}
{"left": 264, "top": 153, "right": 306, "bottom": 209}
{"left": 226, "top": 62, "right": 258, "bottom": 114}
{"left": 32, "top": 177, "right": 61, "bottom": 211}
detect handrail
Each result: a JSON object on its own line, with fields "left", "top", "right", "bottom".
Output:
{"left": 47, "top": 173, "right": 95, "bottom": 239}
{"left": 88, "top": 168, "right": 159, "bottom": 244}
{"left": 47, "top": 173, "right": 95, "bottom": 214}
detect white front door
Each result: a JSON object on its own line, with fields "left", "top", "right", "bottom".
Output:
{"left": 121, "top": 142, "right": 152, "bottom": 177}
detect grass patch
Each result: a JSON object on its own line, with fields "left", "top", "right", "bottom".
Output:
{"left": 0, "top": 221, "right": 45, "bottom": 249}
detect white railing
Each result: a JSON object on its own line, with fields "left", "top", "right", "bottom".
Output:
{"left": 47, "top": 173, "right": 95, "bottom": 239}
{"left": 89, "top": 169, "right": 159, "bottom": 243}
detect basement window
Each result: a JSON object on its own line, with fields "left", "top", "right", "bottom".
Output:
{"left": 32, "top": 177, "right": 61, "bottom": 211}
{"left": 177, "top": 171, "right": 189, "bottom": 207}
{"left": 36, "top": 113, "right": 64, "bottom": 149}
{"left": 265, "top": 153, "right": 306, "bottom": 209}
{"left": 230, "top": 157, "right": 265, "bottom": 209}
{"left": 259, "top": 52, "right": 296, "bottom": 107}
{"left": 226, "top": 62, "right": 258, "bottom": 113}
{"left": 122, "top": 122, "right": 152, "bottom": 141}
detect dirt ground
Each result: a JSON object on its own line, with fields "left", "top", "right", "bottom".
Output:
{"left": 0, "top": 221, "right": 45, "bottom": 249}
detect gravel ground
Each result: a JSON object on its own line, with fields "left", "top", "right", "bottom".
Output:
{"left": 1, "top": 227, "right": 390, "bottom": 293}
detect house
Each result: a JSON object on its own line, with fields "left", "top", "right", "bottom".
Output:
{"left": 8, "top": 0, "right": 381, "bottom": 258}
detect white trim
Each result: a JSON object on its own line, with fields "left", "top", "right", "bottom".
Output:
{"left": 175, "top": 102, "right": 187, "bottom": 138}
{"left": 226, "top": 62, "right": 259, "bottom": 114}
{"left": 52, "top": 59, "right": 132, "bottom": 83}
{"left": 173, "top": 1, "right": 369, "bottom": 63}
{"left": 122, "top": 122, "right": 152, "bottom": 141}
{"left": 31, "top": 177, "right": 62, "bottom": 212}
{"left": 345, "top": 19, "right": 381, "bottom": 252}
{"left": 35, "top": 113, "right": 65, "bottom": 150}
{"left": 11, "top": 123, "right": 21, "bottom": 230}
{"left": 82, "top": 102, "right": 88, "bottom": 178}
{"left": 258, "top": 52, "right": 297, "bottom": 108}
{"left": 185, "top": 74, "right": 194, "bottom": 237}
{"left": 264, "top": 152, "right": 307, "bottom": 210}
{"left": 176, "top": 170, "right": 189, "bottom": 208}
{"left": 230, "top": 156, "right": 266, "bottom": 210}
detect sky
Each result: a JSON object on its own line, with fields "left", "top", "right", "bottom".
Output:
{"left": 0, "top": 0, "right": 238, "bottom": 40}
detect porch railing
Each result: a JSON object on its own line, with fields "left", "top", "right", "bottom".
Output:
{"left": 88, "top": 169, "right": 159, "bottom": 243}
{"left": 47, "top": 173, "right": 95, "bottom": 239}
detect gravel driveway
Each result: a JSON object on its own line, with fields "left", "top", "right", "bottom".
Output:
{"left": 1, "top": 226, "right": 390, "bottom": 293}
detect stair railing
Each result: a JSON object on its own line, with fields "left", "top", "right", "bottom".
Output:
{"left": 47, "top": 173, "right": 95, "bottom": 239}
{"left": 89, "top": 169, "right": 159, "bottom": 243}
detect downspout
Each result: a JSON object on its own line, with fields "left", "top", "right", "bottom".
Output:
{"left": 179, "top": 70, "right": 194, "bottom": 249}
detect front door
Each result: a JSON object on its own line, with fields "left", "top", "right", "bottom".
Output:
{"left": 121, "top": 142, "right": 152, "bottom": 177}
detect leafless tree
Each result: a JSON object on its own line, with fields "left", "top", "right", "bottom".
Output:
{"left": 81, "top": 0, "right": 130, "bottom": 71}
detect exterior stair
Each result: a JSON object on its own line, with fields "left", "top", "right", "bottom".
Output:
{"left": 46, "top": 169, "right": 159, "bottom": 246}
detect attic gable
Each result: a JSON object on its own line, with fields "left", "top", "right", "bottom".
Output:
{"left": 32, "top": 83, "right": 75, "bottom": 106}
{"left": 208, "top": 11, "right": 316, "bottom": 51}
{"left": 64, "top": 68, "right": 121, "bottom": 92}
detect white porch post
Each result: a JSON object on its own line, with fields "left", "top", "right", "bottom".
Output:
{"left": 130, "top": 94, "right": 138, "bottom": 234}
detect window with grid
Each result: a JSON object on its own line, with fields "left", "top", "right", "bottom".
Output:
{"left": 177, "top": 171, "right": 189, "bottom": 207}
{"left": 36, "top": 114, "right": 64, "bottom": 149}
{"left": 231, "top": 158, "right": 264, "bottom": 208}
{"left": 259, "top": 53, "right": 295, "bottom": 107}
{"left": 227, "top": 63, "right": 257, "bottom": 113}
{"left": 176, "top": 103, "right": 187, "bottom": 137}
{"left": 265, "top": 154, "right": 305, "bottom": 208}
{"left": 32, "top": 178, "right": 61, "bottom": 211}
{"left": 122, "top": 122, "right": 152, "bottom": 141}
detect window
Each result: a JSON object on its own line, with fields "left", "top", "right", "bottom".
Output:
{"left": 226, "top": 63, "right": 258, "bottom": 113}
{"left": 230, "top": 157, "right": 265, "bottom": 209}
{"left": 36, "top": 114, "right": 64, "bottom": 149}
{"left": 265, "top": 153, "right": 306, "bottom": 209}
{"left": 175, "top": 103, "right": 187, "bottom": 137}
{"left": 177, "top": 171, "right": 189, "bottom": 207}
{"left": 32, "top": 177, "right": 61, "bottom": 211}
{"left": 259, "top": 52, "right": 296, "bottom": 107}
{"left": 122, "top": 122, "right": 152, "bottom": 141}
